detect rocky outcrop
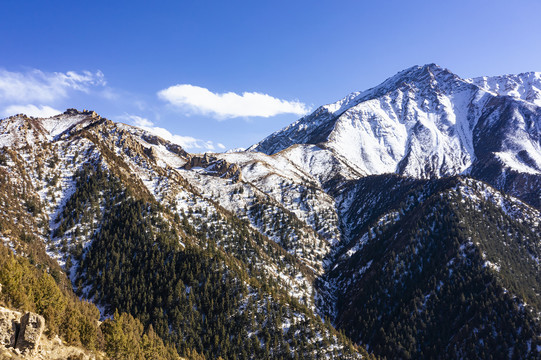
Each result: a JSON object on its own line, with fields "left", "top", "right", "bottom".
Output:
{"left": 141, "top": 134, "right": 189, "bottom": 158}
{"left": 0, "top": 306, "right": 100, "bottom": 359}
{"left": 183, "top": 153, "right": 214, "bottom": 170}
{"left": 184, "top": 154, "right": 242, "bottom": 182}
{"left": 15, "top": 312, "right": 45, "bottom": 352}
{"left": 141, "top": 134, "right": 189, "bottom": 159}
{"left": 166, "top": 143, "right": 189, "bottom": 159}
{"left": 143, "top": 146, "right": 159, "bottom": 162}
{"left": 64, "top": 108, "right": 100, "bottom": 119}
{"left": 0, "top": 307, "right": 44, "bottom": 353}
{"left": 0, "top": 307, "right": 20, "bottom": 347}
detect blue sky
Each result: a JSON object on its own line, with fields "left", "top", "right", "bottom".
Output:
{"left": 1, "top": 0, "right": 541, "bottom": 151}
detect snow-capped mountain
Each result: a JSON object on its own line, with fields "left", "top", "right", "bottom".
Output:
{"left": 251, "top": 64, "right": 541, "bottom": 206}
{"left": 2, "top": 64, "right": 541, "bottom": 359}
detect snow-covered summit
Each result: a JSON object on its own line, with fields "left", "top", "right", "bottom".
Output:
{"left": 0, "top": 109, "right": 103, "bottom": 148}
{"left": 320, "top": 64, "right": 464, "bottom": 116}
{"left": 251, "top": 64, "right": 541, "bottom": 185}
{"left": 467, "top": 71, "right": 541, "bottom": 107}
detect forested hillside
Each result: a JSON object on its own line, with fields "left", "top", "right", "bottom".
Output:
{"left": 0, "top": 112, "right": 367, "bottom": 359}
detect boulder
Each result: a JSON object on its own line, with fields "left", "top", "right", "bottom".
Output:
{"left": 15, "top": 312, "right": 44, "bottom": 352}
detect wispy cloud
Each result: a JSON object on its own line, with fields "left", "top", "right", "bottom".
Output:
{"left": 121, "top": 114, "right": 154, "bottom": 127}
{"left": 0, "top": 68, "right": 106, "bottom": 118}
{"left": 0, "top": 68, "right": 105, "bottom": 103}
{"left": 158, "top": 84, "right": 310, "bottom": 119}
{"left": 2, "top": 104, "right": 62, "bottom": 118}
{"left": 120, "top": 114, "right": 220, "bottom": 152}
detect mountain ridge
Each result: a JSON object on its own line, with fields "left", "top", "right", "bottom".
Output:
{"left": 1, "top": 63, "right": 541, "bottom": 359}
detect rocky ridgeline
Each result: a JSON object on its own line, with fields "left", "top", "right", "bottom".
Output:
{"left": 184, "top": 153, "right": 242, "bottom": 183}
{"left": 64, "top": 108, "right": 101, "bottom": 119}
{"left": 141, "top": 133, "right": 189, "bottom": 159}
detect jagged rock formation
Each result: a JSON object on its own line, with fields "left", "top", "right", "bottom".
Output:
{"left": 0, "top": 307, "right": 44, "bottom": 353}
{"left": 15, "top": 312, "right": 45, "bottom": 353}
{"left": 184, "top": 153, "right": 242, "bottom": 182}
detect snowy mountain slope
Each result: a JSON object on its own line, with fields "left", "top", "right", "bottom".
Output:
{"left": 56, "top": 113, "right": 325, "bottom": 306}
{"left": 274, "top": 144, "right": 365, "bottom": 185}
{"left": 468, "top": 71, "right": 541, "bottom": 106}
{"left": 0, "top": 110, "right": 368, "bottom": 359}
{"left": 252, "top": 64, "right": 485, "bottom": 178}
{"left": 251, "top": 64, "right": 476, "bottom": 157}
{"left": 251, "top": 64, "right": 541, "bottom": 207}
{"left": 176, "top": 149, "right": 346, "bottom": 273}
{"left": 0, "top": 109, "right": 353, "bottom": 319}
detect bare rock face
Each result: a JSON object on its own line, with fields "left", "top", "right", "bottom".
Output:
{"left": 184, "top": 154, "right": 242, "bottom": 183}
{"left": 0, "top": 307, "right": 20, "bottom": 347}
{"left": 183, "top": 153, "right": 214, "bottom": 170}
{"left": 15, "top": 312, "right": 45, "bottom": 352}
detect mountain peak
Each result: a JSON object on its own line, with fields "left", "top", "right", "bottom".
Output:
{"left": 0, "top": 108, "right": 108, "bottom": 148}
{"left": 374, "top": 63, "right": 461, "bottom": 92}
{"left": 251, "top": 64, "right": 541, "bottom": 188}
{"left": 399, "top": 62, "right": 443, "bottom": 75}
{"left": 320, "top": 64, "right": 463, "bottom": 117}
{"left": 250, "top": 64, "right": 468, "bottom": 158}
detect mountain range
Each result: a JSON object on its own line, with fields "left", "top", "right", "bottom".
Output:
{"left": 1, "top": 64, "right": 541, "bottom": 359}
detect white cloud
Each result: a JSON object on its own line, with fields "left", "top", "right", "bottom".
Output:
{"left": 217, "top": 143, "right": 226, "bottom": 150}
{"left": 118, "top": 114, "right": 155, "bottom": 127}
{"left": 120, "top": 113, "right": 218, "bottom": 152}
{"left": 158, "top": 84, "right": 310, "bottom": 119}
{"left": 141, "top": 125, "right": 216, "bottom": 151}
{"left": 0, "top": 68, "right": 106, "bottom": 103}
{"left": 2, "top": 104, "right": 62, "bottom": 118}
